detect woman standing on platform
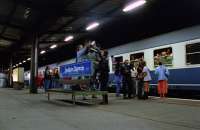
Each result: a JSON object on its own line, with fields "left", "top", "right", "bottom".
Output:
{"left": 142, "top": 61, "right": 152, "bottom": 99}
{"left": 44, "top": 66, "right": 51, "bottom": 92}
{"left": 52, "top": 68, "right": 60, "bottom": 88}
{"left": 155, "top": 62, "right": 169, "bottom": 98}
{"left": 137, "top": 61, "right": 145, "bottom": 99}
{"left": 114, "top": 61, "right": 123, "bottom": 97}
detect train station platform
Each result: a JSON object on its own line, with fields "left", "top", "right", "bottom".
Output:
{"left": 0, "top": 88, "right": 199, "bottom": 130}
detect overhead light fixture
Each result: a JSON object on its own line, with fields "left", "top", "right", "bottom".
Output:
{"left": 40, "top": 50, "right": 46, "bottom": 54}
{"left": 19, "top": 62, "right": 22, "bottom": 65}
{"left": 27, "top": 58, "right": 31, "bottom": 61}
{"left": 24, "top": 8, "right": 31, "bottom": 19}
{"left": 16, "top": 64, "right": 18, "bottom": 66}
{"left": 123, "top": 0, "right": 146, "bottom": 12}
{"left": 86, "top": 22, "right": 100, "bottom": 31}
{"left": 13, "top": 65, "right": 16, "bottom": 68}
{"left": 50, "top": 44, "right": 57, "bottom": 49}
{"left": 23, "top": 60, "right": 26, "bottom": 63}
{"left": 64, "top": 35, "right": 74, "bottom": 42}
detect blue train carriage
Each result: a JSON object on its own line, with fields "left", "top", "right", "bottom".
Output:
{"left": 149, "top": 40, "right": 200, "bottom": 98}
{"left": 108, "top": 39, "right": 200, "bottom": 98}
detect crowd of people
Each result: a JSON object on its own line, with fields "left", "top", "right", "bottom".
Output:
{"left": 76, "top": 40, "right": 170, "bottom": 99}
{"left": 40, "top": 40, "right": 170, "bottom": 100}
{"left": 37, "top": 67, "right": 60, "bottom": 92}
{"left": 76, "top": 41, "right": 109, "bottom": 89}
{"left": 114, "top": 59, "right": 170, "bottom": 99}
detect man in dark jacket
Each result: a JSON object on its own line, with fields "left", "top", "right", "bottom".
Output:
{"left": 99, "top": 50, "right": 109, "bottom": 104}
{"left": 44, "top": 66, "right": 51, "bottom": 92}
{"left": 121, "top": 60, "right": 133, "bottom": 99}
{"left": 137, "top": 60, "right": 145, "bottom": 99}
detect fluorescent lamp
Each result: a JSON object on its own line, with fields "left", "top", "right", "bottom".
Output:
{"left": 19, "top": 62, "right": 22, "bottom": 65}
{"left": 86, "top": 22, "right": 100, "bottom": 31}
{"left": 50, "top": 44, "right": 57, "bottom": 49}
{"left": 23, "top": 60, "right": 26, "bottom": 63}
{"left": 64, "top": 35, "right": 74, "bottom": 42}
{"left": 123, "top": 0, "right": 146, "bottom": 12}
{"left": 27, "top": 58, "right": 31, "bottom": 61}
{"left": 40, "top": 50, "right": 46, "bottom": 54}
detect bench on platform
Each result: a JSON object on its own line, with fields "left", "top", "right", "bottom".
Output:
{"left": 47, "top": 88, "right": 108, "bottom": 105}
{"left": 53, "top": 61, "right": 108, "bottom": 105}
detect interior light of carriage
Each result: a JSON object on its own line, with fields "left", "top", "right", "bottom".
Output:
{"left": 19, "top": 62, "right": 22, "bottom": 65}
{"left": 23, "top": 60, "right": 26, "bottom": 63}
{"left": 40, "top": 50, "right": 46, "bottom": 54}
{"left": 27, "top": 58, "right": 31, "bottom": 61}
{"left": 86, "top": 22, "right": 100, "bottom": 31}
{"left": 123, "top": 0, "right": 146, "bottom": 12}
{"left": 50, "top": 44, "right": 57, "bottom": 49}
{"left": 64, "top": 35, "right": 74, "bottom": 42}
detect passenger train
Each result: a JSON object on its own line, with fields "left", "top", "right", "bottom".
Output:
{"left": 25, "top": 26, "right": 200, "bottom": 99}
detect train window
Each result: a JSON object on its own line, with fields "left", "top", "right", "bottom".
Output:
{"left": 186, "top": 43, "right": 200, "bottom": 65}
{"left": 114, "top": 56, "right": 123, "bottom": 63}
{"left": 154, "top": 47, "right": 173, "bottom": 67}
{"left": 112, "top": 56, "right": 123, "bottom": 71}
{"left": 130, "top": 52, "right": 144, "bottom": 62}
{"left": 130, "top": 52, "right": 144, "bottom": 68}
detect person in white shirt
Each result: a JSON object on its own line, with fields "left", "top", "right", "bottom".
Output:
{"left": 131, "top": 64, "right": 137, "bottom": 97}
{"left": 142, "top": 61, "right": 152, "bottom": 99}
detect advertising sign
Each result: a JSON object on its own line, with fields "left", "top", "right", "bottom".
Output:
{"left": 60, "top": 61, "right": 93, "bottom": 77}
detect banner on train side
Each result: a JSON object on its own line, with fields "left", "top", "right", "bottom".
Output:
{"left": 60, "top": 61, "right": 93, "bottom": 77}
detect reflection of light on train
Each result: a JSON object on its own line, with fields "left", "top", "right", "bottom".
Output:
{"left": 25, "top": 26, "right": 200, "bottom": 98}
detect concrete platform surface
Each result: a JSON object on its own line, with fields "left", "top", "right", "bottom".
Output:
{"left": 0, "top": 88, "right": 200, "bottom": 130}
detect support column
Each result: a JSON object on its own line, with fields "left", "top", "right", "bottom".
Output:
{"left": 9, "top": 57, "right": 13, "bottom": 88}
{"left": 30, "top": 33, "right": 38, "bottom": 93}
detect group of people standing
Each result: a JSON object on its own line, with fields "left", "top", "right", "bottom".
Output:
{"left": 76, "top": 41, "right": 110, "bottom": 92}
{"left": 114, "top": 59, "right": 169, "bottom": 99}
{"left": 42, "top": 67, "right": 60, "bottom": 92}
{"left": 42, "top": 40, "right": 170, "bottom": 100}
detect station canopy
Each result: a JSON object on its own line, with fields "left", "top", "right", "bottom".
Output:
{"left": 0, "top": 0, "right": 200, "bottom": 70}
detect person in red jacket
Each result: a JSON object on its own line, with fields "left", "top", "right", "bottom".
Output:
{"left": 36, "top": 72, "right": 43, "bottom": 88}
